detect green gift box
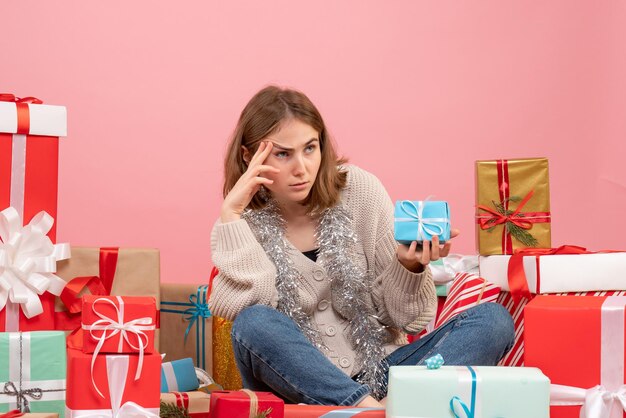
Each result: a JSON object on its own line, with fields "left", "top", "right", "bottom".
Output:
{"left": 0, "top": 332, "right": 66, "bottom": 416}
{"left": 387, "top": 365, "right": 550, "bottom": 417}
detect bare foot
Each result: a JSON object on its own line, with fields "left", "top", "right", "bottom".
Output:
{"left": 356, "top": 395, "right": 383, "bottom": 408}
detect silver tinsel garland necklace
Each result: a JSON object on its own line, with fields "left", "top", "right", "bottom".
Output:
{"left": 244, "top": 200, "right": 388, "bottom": 399}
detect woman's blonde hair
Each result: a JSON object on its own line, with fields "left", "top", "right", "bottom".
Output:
{"left": 223, "top": 85, "right": 347, "bottom": 213}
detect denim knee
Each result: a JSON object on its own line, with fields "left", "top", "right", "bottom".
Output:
{"left": 472, "top": 302, "right": 515, "bottom": 351}
{"left": 232, "top": 304, "right": 280, "bottom": 341}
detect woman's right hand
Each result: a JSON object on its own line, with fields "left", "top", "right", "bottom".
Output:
{"left": 221, "top": 141, "right": 280, "bottom": 223}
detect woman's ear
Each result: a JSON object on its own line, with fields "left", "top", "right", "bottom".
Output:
{"left": 241, "top": 145, "right": 251, "bottom": 166}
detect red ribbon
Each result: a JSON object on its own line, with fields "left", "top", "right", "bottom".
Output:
{"left": 0, "top": 93, "right": 43, "bottom": 135}
{"left": 476, "top": 159, "right": 551, "bottom": 254}
{"left": 507, "top": 245, "right": 622, "bottom": 303}
{"left": 0, "top": 410, "right": 25, "bottom": 418}
{"left": 55, "top": 248, "right": 119, "bottom": 338}
{"left": 173, "top": 391, "right": 190, "bottom": 409}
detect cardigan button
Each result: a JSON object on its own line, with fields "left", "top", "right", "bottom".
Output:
{"left": 339, "top": 357, "right": 351, "bottom": 368}
{"left": 313, "top": 270, "right": 324, "bottom": 281}
{"left": 326, "top": 326, "right": 337, "bottom": 336}
{"left": 317, "top": 300, "right": 329, "bottom": 311}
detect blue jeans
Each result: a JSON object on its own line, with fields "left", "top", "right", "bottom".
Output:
{"left": 230, "top": 302, "right": 514, "bottom": 406}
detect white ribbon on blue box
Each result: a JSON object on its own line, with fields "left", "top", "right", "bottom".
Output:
{"left": 394, "top": 200, "right": 451, "bottom": 245}
{"left": 160, "top": 358, "right": 199, "bottom": 393}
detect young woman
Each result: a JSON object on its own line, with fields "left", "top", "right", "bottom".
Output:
{"left": 209, "top": 86, "right": 514, "bottom": 407}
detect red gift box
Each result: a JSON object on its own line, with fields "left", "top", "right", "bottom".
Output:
{"left": 160, "top": 391, "right": 210, "bottom": 418}
{"left": 65, "top": 347, "right": 161, "bottom": 416}
{"left": 525, "top": 295, "right": 626, "bottom": 418}
{"left": 435, "top": 272, "right": 501, "bottom": 327}
{"left": 210, "top": 390, "right": 284, "bottom": 418}
{"left": 284, "top": 404, "right": 384, "bottom": 417}
{"left": 81, "top": 295, "right": 156, "bottom": 354}
{"left": 0, "top": 95, "right": 67, "bottom": 333}
{"left": 0, "top": 94, "right": 66, "bottom": 243}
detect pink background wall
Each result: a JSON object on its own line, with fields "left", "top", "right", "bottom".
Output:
{"left": 3, "top": 1, "right": 625, "bottom": 283}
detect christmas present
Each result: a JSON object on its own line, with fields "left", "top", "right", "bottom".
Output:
{"left": 160, "top": 358, "right": 199, "bottom": 393}
{"left": 431, "top": 254, "right": 479, "bottom": 285}
{"left": 0, "top": 332, "right": 65, "bottom": 416}
{"left": 209, "top": 390, "right": 283, "bottom": 418}
{"left": 394, "top": 200, "right": 450, "bottom": 245}
{"left": 495, "top": 291, "right": 528, "bottom": 366}
{"left": 479, "top": 246, "right": 626, "bottom": 295}
{"left": 475, "top": 158, "right": 551, "bottom": 255}
{"left": 434, "top": 272, "right": 501, "bottom": 327}
{"left": 386, "top": 363, "right": 550, "bottom": 417}
{"left": 212, "top": 316, "right": 243, "bottom": 390}
{"left": 284, "top": 404, "right": 384, "bottom": 417}
{"left": 54, "top": 247, "right": 160, "bottom": 349}
{"left": 81, "top": 295, "right": 156, "bottom": 355}
{"left": 0, "top": 94, "right": 66, "bottom": 243}
{"left": 65, "top": 348, "right": 160, "bottom": 417}
{"left": 0, "top": 208, "right": 70, "bottom": 332}
{"left": 160, "top": 391, "right": 209, "bottom": 418}
{"left": 525, "top": 295, "right": 626, "bottom": 418}
{"left": 160, "top": 283, "right": 212, "bottom": 373}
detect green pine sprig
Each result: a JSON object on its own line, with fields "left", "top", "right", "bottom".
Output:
{"left": 484, "top": 196, "right": 538, "bottom": 247}
{"left": 160, "top": 401, "right": 190, "bottom": 418}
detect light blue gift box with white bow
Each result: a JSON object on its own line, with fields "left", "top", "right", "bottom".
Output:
{"left": 394, "top": 200, "right": 451, "bottom": 245}
{"left": 160, "top": 357, "right": 199, "bottom": 393}
{"left": 386, "top": 364, "right": 550, "bottom": 418}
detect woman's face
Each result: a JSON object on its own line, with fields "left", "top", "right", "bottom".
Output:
{"left": 260, "top": 118, "right": 322, "bottom": 206}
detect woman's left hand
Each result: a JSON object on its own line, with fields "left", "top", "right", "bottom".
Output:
{"left": 396, "top": 228, "right": 460, "bottom": 273}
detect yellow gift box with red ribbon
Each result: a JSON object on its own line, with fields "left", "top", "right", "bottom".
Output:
{"left": 475, "top": 158, "right": 551, "bottom": 255}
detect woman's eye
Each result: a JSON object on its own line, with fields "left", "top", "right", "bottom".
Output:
{"left": 305, "top": 145, "right": 316, "bottom": 153}
{"left": 275, "top": 152, "right": 288, "bottom": 158}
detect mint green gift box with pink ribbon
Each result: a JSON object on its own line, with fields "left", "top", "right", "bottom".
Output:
{"left": 386, "top": 365, "right": 550, "bottom": 418}
{"left": 394, "top": 200, "right": 451, "bottom": 245}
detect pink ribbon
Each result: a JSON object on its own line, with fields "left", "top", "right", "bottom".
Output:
{"left": 550, "top": 296, "right": 626, "bottom": 418}
{"left": 82, "top": 296, "right": 154, "bottom": 398}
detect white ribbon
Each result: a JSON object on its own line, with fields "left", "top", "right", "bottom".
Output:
{"left": 550, "top": 296, "right": 626, "bottom": 418}
{"left": 82, "top": 296, "right": 155, "bottom": 398}
{"left": 431, "top": 254, "right": 479, "bottom": 285}
{"left": 0, "top": 207, "right": 70, "bottom": 329}
{"left": 396, "top": 200, "right": 449, "bottom": 241}
{"left": 66, "top": 355, "right": 159, "bottom": 418}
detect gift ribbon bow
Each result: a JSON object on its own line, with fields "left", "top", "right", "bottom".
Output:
{"left": 0, "top": 207, "right": 70, "bottom": 329}
{"left": 183, "top": 285, "right": 211, "bottom": 341}
{"left": 450, "top": 366, "right": 478, "bottom": 418}
{"left": 476, "top": 189, "right": 537, "bottom": 231}
{"left": 1, "top": 382, "right": 42, "bottom": 412}
{"left": 0, "top": 93, "right": 42, "bottom": 135}
{"left": 425, "top": 354, "right": 445, "bottom": 369}
{"left": 67, "top": 355, "right": 159, "bottom": 418}
{"left": 396, "top": 200, "right": 449, "bottom": 241}
{"left": 506, "top": 245, "right": 621, "bottom": 304}
{"left": 84, "top": 296, "right": 155, "bottom": 398}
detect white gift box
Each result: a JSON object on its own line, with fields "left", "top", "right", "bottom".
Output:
{"left": 479, "top": 252, "right": 626, "bottom": 294}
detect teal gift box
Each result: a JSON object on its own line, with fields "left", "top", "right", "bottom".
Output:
{"left": 0, "top": 331, "right": 66, "bottom": 416}
{"left": 394, "top": 200, "right": 451, "bottom": 245}
{"left": 386, "top": 365, "right": 550, "bottom": 418}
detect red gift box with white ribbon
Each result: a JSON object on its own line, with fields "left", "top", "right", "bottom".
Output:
{"left": 65, "top": 347, "right": 161, "bottom": 416}
{"left": 81, "top": 295, "right": 156, "bottom": 355}
{"left": 525, "top": 295, "right": 626, "bottom": 418}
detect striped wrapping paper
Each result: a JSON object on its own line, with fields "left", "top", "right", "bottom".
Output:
{"left": 497, "top": 290, "right": 626, "bottom": 367}
{"left": 435, "top": 272, "right": 501, "bottom": 327}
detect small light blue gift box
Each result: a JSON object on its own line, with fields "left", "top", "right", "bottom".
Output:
{"left": 160, "top": 357, "right": 199, "bottom": 393}
{"left": 394, "top": 200, "right": 451, "bottom": 245}
{"left": 386, "top": 365, "right": 550, "bottom": 418}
